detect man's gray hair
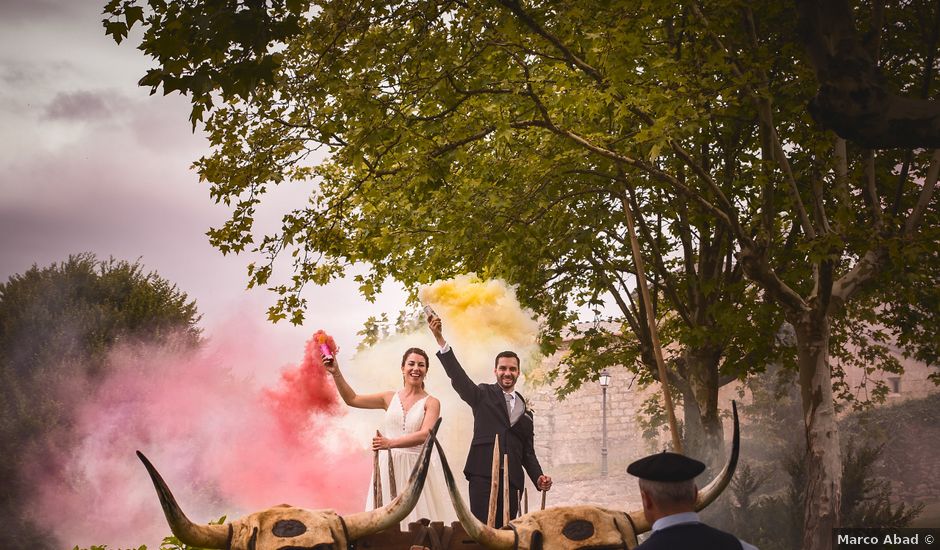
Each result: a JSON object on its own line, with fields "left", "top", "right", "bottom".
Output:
{"left": 638, "top": 478, "right": 697, "bottom": 506}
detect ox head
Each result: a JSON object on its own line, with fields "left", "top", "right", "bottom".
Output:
{"left": 439, "top": 403, "right": 740, "bottom": 550}
{"left": 138, "top": 418, "right": 441, "bottom": 550}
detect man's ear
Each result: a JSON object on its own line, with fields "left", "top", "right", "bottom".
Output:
{"left": 640, "top": 488, "right": 654, "bottom": 511}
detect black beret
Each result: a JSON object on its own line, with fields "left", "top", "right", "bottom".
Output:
{"left": 627, "top": 451, "right": 706, "bottom": 482}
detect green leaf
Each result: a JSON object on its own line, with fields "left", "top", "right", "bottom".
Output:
{"left": 103, "top": 20, "right": 128, "bottom": 44}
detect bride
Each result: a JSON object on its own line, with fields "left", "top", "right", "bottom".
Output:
{"left": 324, "top": 347, "right": 455, "bottom": 529}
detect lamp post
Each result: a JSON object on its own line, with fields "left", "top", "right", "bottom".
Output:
{"left": 600, "top": 369, "right": 611, "bottom": 477}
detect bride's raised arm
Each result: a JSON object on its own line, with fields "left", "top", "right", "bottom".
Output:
{"left": 324, "top": 358, "right": 393, "bottom": 410}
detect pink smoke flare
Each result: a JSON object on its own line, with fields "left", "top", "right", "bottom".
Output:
{"left": 22, "top": 325, "right": 370, "bottom": 549}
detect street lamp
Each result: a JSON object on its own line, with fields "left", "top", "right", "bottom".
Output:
{"left": 600, "top": 369, "right": 611, "bottom": 477}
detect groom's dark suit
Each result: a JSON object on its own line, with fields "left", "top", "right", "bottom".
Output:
{"left": 436, "top": 347, "right": 544, "bottom": 526}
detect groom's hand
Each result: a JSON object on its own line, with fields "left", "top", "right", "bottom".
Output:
{"left": 537, "top": 475, "right": 553, "bottom": 491}
{"left": 428, "top": 315, "right": 446, "bottom": 347}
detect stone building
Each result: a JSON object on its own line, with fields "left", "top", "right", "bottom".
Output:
{"left": 522, "top": 330, "right": 938, "bottom": 511}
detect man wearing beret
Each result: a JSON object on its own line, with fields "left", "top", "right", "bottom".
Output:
{"left": 628, "top": 451, "right": 758, "bottom": 549}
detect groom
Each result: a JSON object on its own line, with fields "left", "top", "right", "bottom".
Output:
{"left": 428, "top": 315, "right": 552, "bottom": 527}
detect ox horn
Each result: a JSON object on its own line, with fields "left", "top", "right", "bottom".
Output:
{"left": 628, "top": 400, "right": 741, "bottom": 534}
{"left": 137, "top": 451, "right": 230, "bottom": 549}
{"left": 344, "top": 417, "right": 442, "bottom": 539}
{"left": 434, "top": 439, "right": 515, "bottom": 549}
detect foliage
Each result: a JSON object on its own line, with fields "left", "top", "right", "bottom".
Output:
{"left": 72, "top": 516, "right": 226, "bottom": 550}
{"left": 876, "top": 214, "right": 940, "bottom": 383}
{"left": 635, "top": 392, "right": 682, "bottom": 451}
{"left": 100, "top": 0, "right": 939, "bottom": 386}
{"left": 356, "top": 306, "right": 425, "bottom": 351}
{"left": 0, "top": 254, "right": 201, "bottom": 549}
{"left": 101, "top": 0, "right": 804, "bottom": 473}
{"left": 841, "top": 441, "right": 924, "bottom": 528}
{"left": 0, "top": 253, "right": 200, "bottom": 373}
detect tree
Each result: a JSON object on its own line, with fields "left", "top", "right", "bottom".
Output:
{"left": 105, "top": 2, "right": 940, "bottom": 548}
{"left": 0, "top": 254, "right": 201, "bottom": 549}
{"left": 104, "top": 0, "right": 788, "bottom": 472}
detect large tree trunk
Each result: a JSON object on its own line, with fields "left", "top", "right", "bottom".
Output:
{"left": 676, "top": 347, "right": 725, "bottom": 473}
{"left": 793, "top": 312, "right": 842, "bottom": 550}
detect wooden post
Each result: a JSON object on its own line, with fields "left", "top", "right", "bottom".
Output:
{"left": 620, "top": 192, "right": 683, "bottom": 454}
{"left": 373, "top": 432, "right": 383, "bottom": 508}
{"left": 502, "top": 454, "right": 510, "bottom": 526}
{"left": 487, "top": 434, "right": 500, "bottom": 527}
{"left": 387, "top": 448, "right": 398, "bottom": 499}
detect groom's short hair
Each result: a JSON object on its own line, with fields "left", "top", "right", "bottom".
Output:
{"left": 494, "top": 350, "right": 520, "bottom": 368}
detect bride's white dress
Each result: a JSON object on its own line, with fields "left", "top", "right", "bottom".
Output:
{"left": 364, "top": 392, "right": 456, "bottom": 529}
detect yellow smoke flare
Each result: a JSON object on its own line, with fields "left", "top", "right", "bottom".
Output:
{"left": 419, "top": 273, "right": 540, "bottom": 367}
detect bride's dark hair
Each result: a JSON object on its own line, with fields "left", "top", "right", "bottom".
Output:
{"left": 401, "top": 347, "right": 430, "bottom": 389}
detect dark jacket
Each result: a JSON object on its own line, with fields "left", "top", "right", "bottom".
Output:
{"left": 637, "top": 523, "right": 743, "bottom": 550}
{"left": 436, "top": 348, "right": 543, "bottom": 489}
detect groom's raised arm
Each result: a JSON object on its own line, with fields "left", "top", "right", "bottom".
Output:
{"left": 437, "top": 347, "right": 483, "bottom": 406}
{"left": 429, "top": 315, "right": 482, "bottom": 406}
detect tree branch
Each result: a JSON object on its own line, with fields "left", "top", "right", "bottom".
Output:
{"left": 830, "top": 248, "right": 887, "bottom": 308}
{"left": 494, "top": 0, "right": 606, "bottom": 85}
{"left": 622, "top": 184, "right": 695, "bottom": 326}
{"left": 694, "top": 2, "right": 816, "bottom": 239}
{"left": 862, "top": 151, "right": 885, "bottom": 229}
{"left": 832, "top": 138, "right": 852, "bottom": 216}
{"left": 905, "top": 149, "right": 940, "bottom": 234}
{"left": 796, "top": 0, "right": 940, "bottom": 148}
{"left": 737, "top": 242, "right": 808, "bottom": 314}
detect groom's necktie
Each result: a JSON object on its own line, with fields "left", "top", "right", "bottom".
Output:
{"left": 505, "top": 392, "right": 514, "bottom": 416}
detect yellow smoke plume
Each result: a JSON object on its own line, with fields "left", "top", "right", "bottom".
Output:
{"left": 419, "top": 273, "right": 541, "bottom": 376}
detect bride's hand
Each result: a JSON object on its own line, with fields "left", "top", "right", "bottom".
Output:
{"left": 372, "top": 433, "right": 392, "bottom": 450}
{"left": 323, "top": 356, "right": 339, "bottom": 375}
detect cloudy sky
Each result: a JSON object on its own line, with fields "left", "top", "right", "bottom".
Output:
{"left": 0, "top": 0, "right": 409, "bottom": 363}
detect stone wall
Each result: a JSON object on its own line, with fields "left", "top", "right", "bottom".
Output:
{"left": 523, "top": 344, "right": 938, "bottom": 511}
{"left": 526, "top": 346, "right": 746, "bottom": 472}
{"left": 528, "top": 364, "right": 658, "bottom": 471}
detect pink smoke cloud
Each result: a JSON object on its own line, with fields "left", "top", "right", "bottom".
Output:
{"left": 22, "top": 324, "right": 369, "bottom": 549}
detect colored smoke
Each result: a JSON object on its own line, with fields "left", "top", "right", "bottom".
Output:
{"left": 418, "top": 274, "right": 541, "bottom": 361}
{"left": 265, "top": 331, "right": 340, "bottom": 440}
{"left": 23, "top": 274, "right": 541, "bottom": 548}
{"left": 23, "top": 321, "right": 368, "bottom": 549}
